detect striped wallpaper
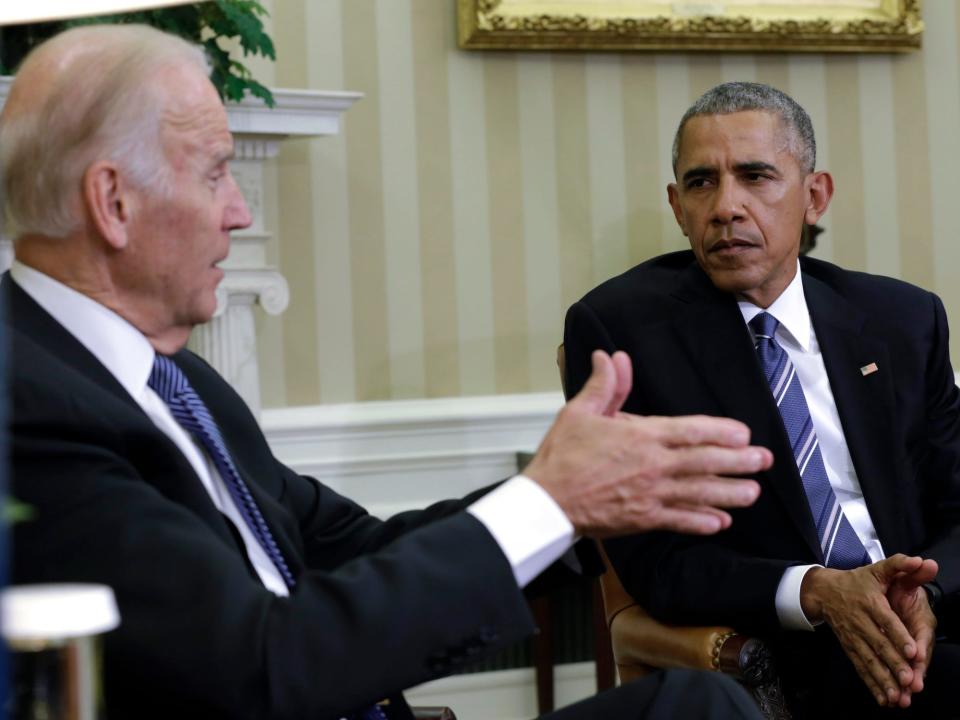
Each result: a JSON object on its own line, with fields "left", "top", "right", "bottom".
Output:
{"left": 252, "top": 0, "right": 960, "bottom": 408}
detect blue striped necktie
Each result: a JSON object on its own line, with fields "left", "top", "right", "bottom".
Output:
{"left": 149, "top": 355, "right": 297, "bottom": 589}
{"left": 750, "top": 312, "right": 871, "bottom": 569}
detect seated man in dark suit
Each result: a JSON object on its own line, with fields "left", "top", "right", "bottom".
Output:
{"left": 564, "top": 81, "right": 960, "bottom": 718}
{"left": 0, "top": 26, "right": 774, "bottom": 720}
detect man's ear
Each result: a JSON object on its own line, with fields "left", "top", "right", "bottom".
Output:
{"left": 804, "top": 170, "right": 834, "bottom": 225}
{"left": 667, "top": 183, "right": 687, "bottom": 236}
{"left": 82, "top": 161, "right": 135, "bottom": 250}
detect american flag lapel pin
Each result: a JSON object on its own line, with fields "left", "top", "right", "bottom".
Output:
{"left": 860, "top": 362, "right": 879, "bottom": 377}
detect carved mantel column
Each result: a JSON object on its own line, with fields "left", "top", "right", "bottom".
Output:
{"left": 0, "top": 79, "right": 362, "bottom": 417}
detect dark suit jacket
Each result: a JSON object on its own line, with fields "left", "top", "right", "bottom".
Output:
{"left": 4, "top": 274, "right": 562, "bottom": 720}
{"left": 564, "top": 251, "right": 960, "bottom": 637}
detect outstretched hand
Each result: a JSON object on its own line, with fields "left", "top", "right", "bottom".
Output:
{"left": 524, "top": 350, "right": 770, "bottom": 538}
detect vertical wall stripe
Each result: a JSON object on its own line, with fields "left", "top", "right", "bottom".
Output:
{"left": 256, "top": 164, "right": 288, "bottom": 408}
{"left": 655, "top": 56, "right": 690, "bottom": 253}
{"left": 754, "top": 56, "right": 790, "bottom": 95}
{"left": 857, "top": 55, "right": 901, "bottom": 278}
{"left": 375, "top": 0, "right": 426, "bottom": 399}
{"left": 788, "top": 57, "right": 832, "bottom": 260}
{"left": 484, "top": 55, "right": 530, "bottom": 394}
{"left": 925, "top": 0, "right": 960, "bottom": 359}
{"left": 342, "top": 0, "right": 391, "bottom": 401}
{"left": 303, "top": 0, "right": 356, "bottom": 404}
{"left": 410, "top": 0, "right": 460, "bottom": 398}
{"left": 448, "top": 45, "right": 496, "bottom": 395}
{"left": 825, "top": 58, "right": 866, "bottom": 271}
{"left": 721, "top": 55, "right": 757, "bottom": 82}
{"left": 621, "top": 55, "right": 664, "bottom": 267}
{"left": 518, "top": 58, "right": 564, "bottom": 392}
{"left": 687, "top": 54, "right": 724, "bottom": 98}
{"left": 586, "top": 54, "right": 629, "bottom": 285}
{"left": 247, "top": 0, "right": 287, "bottom": 407}
{"left": 553, "top": 54, "right": 595, "bottom": 308}
{"left": 252, "top": 0, "right": 284, "bottom": 408}
{"left": 891, "top": 51, "right": 935, "bottom": 291}
{"left": 274, "top": 0, "right": 321, "bottom": 405}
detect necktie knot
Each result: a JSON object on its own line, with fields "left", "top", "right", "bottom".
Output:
{"left": 749, "top": 311, "right": 779, "bottom": 341}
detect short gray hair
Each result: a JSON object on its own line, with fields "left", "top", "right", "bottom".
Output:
{"left": 0, "top": 24, "right": 210, "bottom": 239}
{"left": 671, "top": 81, "right": 816, "bottom": 175}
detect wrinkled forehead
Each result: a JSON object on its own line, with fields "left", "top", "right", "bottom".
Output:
{"left": 676, "top": 111, "right": 796, "bottom": 170}
{"left": 157, "top": 66, "right": 233, "bottom": 166}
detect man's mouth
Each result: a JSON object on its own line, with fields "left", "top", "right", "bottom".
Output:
{"left": 708, "top": 239, "right": 757, "bottom": 254}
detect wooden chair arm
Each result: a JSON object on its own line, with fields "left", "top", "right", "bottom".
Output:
{"left": 610, "top": 603, "right": 736, "bottom": 675}
{"left": 610, "top": 603, "right": 778, "bottom": 689}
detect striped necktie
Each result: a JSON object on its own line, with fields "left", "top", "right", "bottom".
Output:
{"left": 750, "top": 312, "right": 871, "bottom": 569}
{"left": 149, "top": 355, "right": 297, "bottom": 588}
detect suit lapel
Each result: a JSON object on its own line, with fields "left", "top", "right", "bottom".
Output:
{"left": 803, "top": 273, "right": 904, "bottom": 551}
{"left": 3, "top": 274, "right": 240, "bottom": 550}
{"left": 670, "top": 264, "right": 823, "bottom": 558}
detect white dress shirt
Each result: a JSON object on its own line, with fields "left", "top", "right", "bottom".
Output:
{"left": 11, "top": 261, "right": 575, "bottom": 596}
{"left": 738, "top": 263, "right": 885, "bottom": 630}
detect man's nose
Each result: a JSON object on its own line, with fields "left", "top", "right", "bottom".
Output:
{"left": 710, "top": 177, "right": 745, "bottom": 225}
{"left": 226, "top": 174, "right": 254, "bottom": 231}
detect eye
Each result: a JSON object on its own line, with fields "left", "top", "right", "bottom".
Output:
{"left": 208, "top": 167, "right": 227, "bottom": 187}
{"left": 743, "top": 172, "right": 770, "bottom": 183}
{"left": 685, "top": 177, "right": 712, "bottom": 190}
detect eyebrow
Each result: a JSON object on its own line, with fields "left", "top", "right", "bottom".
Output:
{"left": 733, "top": 161, "right": 779, "bottom": 175}
{"left": 681, "top": 161, "right": 780, "bottom": 183}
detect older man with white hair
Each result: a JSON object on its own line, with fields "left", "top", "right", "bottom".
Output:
{"left": 1, "top": 25, "right": 772, "bottom": 720}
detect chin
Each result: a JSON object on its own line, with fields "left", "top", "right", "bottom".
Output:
{"left": 703, "top": 267, "right": 761, "bottom": 295}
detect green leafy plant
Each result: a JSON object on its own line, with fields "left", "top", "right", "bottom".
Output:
{"left": 0, "top": 0, "right": 276, "bottom": 106}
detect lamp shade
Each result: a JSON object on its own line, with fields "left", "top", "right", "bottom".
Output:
{"left": 0, "top": 0, "right": 196, "bottom": 25}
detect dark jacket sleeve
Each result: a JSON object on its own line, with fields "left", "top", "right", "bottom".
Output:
{"left": 11, "top": 347, "right": 535, "bottom": 720}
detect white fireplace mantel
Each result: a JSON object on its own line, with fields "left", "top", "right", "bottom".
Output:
{"left": 0, "top": 78, "right": 362, "bottom": 416}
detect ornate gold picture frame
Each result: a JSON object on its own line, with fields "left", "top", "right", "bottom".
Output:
{"left": 457, "top": 0, "right": 923, "bottom": 53}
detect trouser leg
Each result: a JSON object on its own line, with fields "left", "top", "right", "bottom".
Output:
{"left": 539, "top": 669, "right": 762, "bottom": 720}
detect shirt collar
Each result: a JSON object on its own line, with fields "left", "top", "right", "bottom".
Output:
{"left": 10, "top": 260, "right": 156, "bottom": 400}
{"left": 737, "top": 260, "right": 812, "bottom": 352}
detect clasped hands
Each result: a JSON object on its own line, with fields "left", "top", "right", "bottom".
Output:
{"left": 800, "top": 555, "right": 939, "bottom": 709}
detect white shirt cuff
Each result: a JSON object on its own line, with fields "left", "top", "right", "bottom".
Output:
{"left": 467, "top": 475, "right": 576, "bottom": 588}
{"left": 776, "top": 564, "right": 822, "bottom": 631}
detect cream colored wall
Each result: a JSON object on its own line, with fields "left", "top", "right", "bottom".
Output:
{"left": 255, "top": 0, "right": 960, "bottom": 407}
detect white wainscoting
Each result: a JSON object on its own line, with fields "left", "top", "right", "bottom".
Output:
{"left": 261, "top": 391, "right": 600, "bottom": 718}
{"left": 261, "top": 392, "right": 564, "bottom": 518}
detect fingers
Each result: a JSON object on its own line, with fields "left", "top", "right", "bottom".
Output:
{"left": 874, "top": 553, "right": 925, "bottom": 582}
{"left": 662, "top": 443, "right": 773, "bottom": 478}
{"left": 871, "top": 604, "right": 918, "bottom": 674}
{"left": 567, "top": 350, "right": 616, "bottom": 416}
{"left": 605, "top": 351, "right": 632, "bottom": 417}
{"left": 841, "top": 619, "right": 913, "bottom": 707}
{"left": 634, "top": 414, "right": 757, "bottom": 449}
{"left": 654, "top": 475, "right": 761, "bottom": 509}
{"left": 902, "top": 558, "right": 939, "bottom": 588}
{"left": 643, "top": 505, "right": 732, "bottom": 535}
